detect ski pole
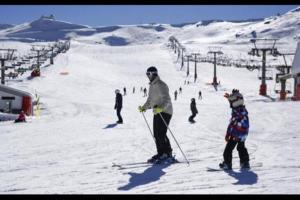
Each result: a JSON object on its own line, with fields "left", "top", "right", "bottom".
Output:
{"left": 158, "top": 112, "right": 190, "bottom": 165}
{"left": 141, "top": 111, "right": 156, "bottom": 144}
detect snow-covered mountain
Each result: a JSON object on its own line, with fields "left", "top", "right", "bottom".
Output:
{"left": 1, "top": 7, "right": 300, "bottom": 194}
{"left": 1, "top": 7, "right": 300, "bottom": 45}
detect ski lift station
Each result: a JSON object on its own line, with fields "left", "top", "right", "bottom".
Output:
{"left": 0, "top": 84, "right": 33, "bottom": 115}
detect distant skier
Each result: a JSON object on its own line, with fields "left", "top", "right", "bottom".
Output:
{"left": 133, "top": 86, "right": 135, "bottom": 94}
{"left": 179, "top": 87, "right": 182, "bottom": 94}
{"left": 14, "top": 110, "right": 26, "bottom": 123}
{"left": 123, "top": 87, "right": 127, "bottom": 96}
{"left": 114, "top": 89, "right": 123, "bottom": 124}
{"left": 143, "top": 88, "right": 147, "bottom": 97}
{"left": 174, "top": 90, "right": 178, "bottom": 101}
{"left": 219, "top": 89, "right": 250, "bottom": 170}
{"left": 198, "top": 90, "right": 202, "bottom": 100}
{"left": 31, "top": 68, "right": 40, "bottom": 77}
{"left": 138, "top": 66, "right": 175, "bottom": 164}
{"left": 188, "top": 98, "right": 198, "bottom": 123}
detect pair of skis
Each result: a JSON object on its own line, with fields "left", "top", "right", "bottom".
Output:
{"left": 112, "top": 160, "right": 263, "bottom": 171}
{"left": 112, "top": 158, "right": 201, "bottom": 170}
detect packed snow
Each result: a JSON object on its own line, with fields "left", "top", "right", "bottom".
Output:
{"left": 1, "top": 8, "right": 300, "bottom": 194}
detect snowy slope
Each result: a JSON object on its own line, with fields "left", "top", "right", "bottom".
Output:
{"left": 1, "top": 7, "right": 300, "bottom": 194}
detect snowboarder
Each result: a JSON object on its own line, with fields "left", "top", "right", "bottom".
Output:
{"left": 198, "top": 90, "right": 202, "bottom": 100}
{"left": 114, "top": 89, "right": 123, "bottom": 124}
{"left": 138, "top": 66, "right": 174, "bottom": 164}
{"left": 174, "top": 90, "right": 178, "bottom": 101}
{"left": 219, "top": 89, "right": 250, "bottom": 170}
{"left": 188, "top": 98, "right": 198, "bottom": 123}
{"left": 143, "top": 88, "right": 147, "bottom": 97}
{"left": 14, "top": 110, "right": 26, "bottom": 123}
{"left": 179, "top": 87, "right": 182, "bottom": 94}
{"left": 123, "top": 87, "right": 127, "bottom": 96}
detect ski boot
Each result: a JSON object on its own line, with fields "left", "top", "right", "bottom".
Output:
{"left": 147, "top": 154, "right": 160, "bottom": 163}
{"left": 240, "top": 161, "right": 250, "bottom": 169}
{"left": 154, "top": 153, "right": 177, "bottom": 164}
{"left": 219, "top": 161, "right": 232, "bottom": 170}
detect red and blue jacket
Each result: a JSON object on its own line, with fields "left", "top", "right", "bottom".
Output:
{"left": 226, "top": 105, "right": 249, "bottom": 142}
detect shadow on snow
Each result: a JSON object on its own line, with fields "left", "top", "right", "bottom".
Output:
{"left": 225, "top": 169, "right": 258, "bottom": 185}
{"left": 118, "top": 163, "right": 172, "bottom": 190}
{"left": 103, "top": 123, "right": 118, "bottom": 129}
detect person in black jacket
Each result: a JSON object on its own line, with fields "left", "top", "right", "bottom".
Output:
{"left": 114, "top": 89, "right": 123, "bottom": 124}
{"left": 188, "top": 98, "right": 198, "bottom": 123}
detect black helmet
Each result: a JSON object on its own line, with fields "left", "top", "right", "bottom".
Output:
{"left": 146, "top": 66, "right": 158, "bottom": 75}
{"left": 191, "top": 98, "right": 195, "bottom": 101}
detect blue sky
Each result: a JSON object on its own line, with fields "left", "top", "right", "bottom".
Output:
{"left": 0, "top": 5, "right": 298, "bottom": 27}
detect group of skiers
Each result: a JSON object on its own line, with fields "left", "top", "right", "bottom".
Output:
{"left": 113, "top": 66, "right": 251, "bottom": 169}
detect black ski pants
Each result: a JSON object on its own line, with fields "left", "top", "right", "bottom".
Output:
{"left": 189, "top": 112, "right": 197, "bottom": 122}
{"left": 223, "top": 139, "right": 249, "bottom": 165}
{"left": 116, "top": 108, "right": 123, "bottom": 122}
{"left": 153, "top": 112, "right": 172, "bottom": 156}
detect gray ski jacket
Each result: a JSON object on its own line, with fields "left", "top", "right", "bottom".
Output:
{"left": 142, "top": 76, "right": 173, "bottom": 115}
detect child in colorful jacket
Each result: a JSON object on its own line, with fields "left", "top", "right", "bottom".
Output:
{"left": 219, "top": 89, "right": 250, "bottom": 170}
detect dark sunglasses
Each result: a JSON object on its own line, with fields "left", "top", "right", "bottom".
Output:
{"left": 146, "top": 71, "right": 157, "bottom": 76}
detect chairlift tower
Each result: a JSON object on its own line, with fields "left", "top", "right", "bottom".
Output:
{"left": 180, "top": 47, "right": 186, "bottom": 70}
{"left": 249, "top": 38, "right": 278, "bottom": 96}
{"left": 208, "top": 46, "right": 223, "bottom": 86}
{"left": 191, "top": 53, "right": 201, "bottom": 83}
{"left": 30, "top": 45, "right": 47, "bottom": 70}
{"left": 274, "top": 52, "right": 293, "bottom": 100}
{"left": 185, "top": 55, "right": 192, "bottom": 77}
{"left": 0, "top": 49, "right": 17, "bottom": 85}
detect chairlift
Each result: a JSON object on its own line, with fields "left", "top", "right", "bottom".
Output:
{"left": 257, "top": 68, "right": 273, "bottom": 80}
{"left": 274, "top": 82, "right": 292, "bottom": 94}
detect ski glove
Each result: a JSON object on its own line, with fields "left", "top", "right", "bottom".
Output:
{"left": 138, "top": 106, "right": 146, "bottom": 112}
{"left": 153, "top": 106, "right": 164, "bottom": 115}
{"left": 224, "top": 93, "right": 230, "bottom": 98}
{"left": 225, "top": 136, "right": 230, "bottom": 142}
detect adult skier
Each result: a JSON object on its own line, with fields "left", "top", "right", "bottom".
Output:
{"left": 198, "top": 90, "right": 202, "bottom": 100}
{"left": 114, "top": 89, "right": 123, "bottom": 124}
{"left": 219, "top": 89, "right": 250, "bottom": 170}
{"left": 138, "top": 66, "right": 175, "bottom": 164}
{"left": 188, "top": 98, "right": 198, "bottom": 123}
{"left": 143, "top": 88, "right": 147, "bottom": 97}
{"left": 174, "top": 90, "right": 178, "bottom": 101}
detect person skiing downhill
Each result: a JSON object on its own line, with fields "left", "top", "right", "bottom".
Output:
{"left": 219, "top": 89, "right": 250, "bottom": 170}
{"left": 198, "top": 90, "right": 202, "bottom": 100}
{"left": 114, "top": 89, "right": 123, "bottom": 124}
{"left": 138, "top": 66, "right": 175, "bottom": 164}
{"left": 143, "top": 88, "right": 147, "bottom": 97}
{"left": 174, "top": 90, "right": 178, "bottom": 101}
{"left": 188, "top": 98, "right": 198, "bottom": 123}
